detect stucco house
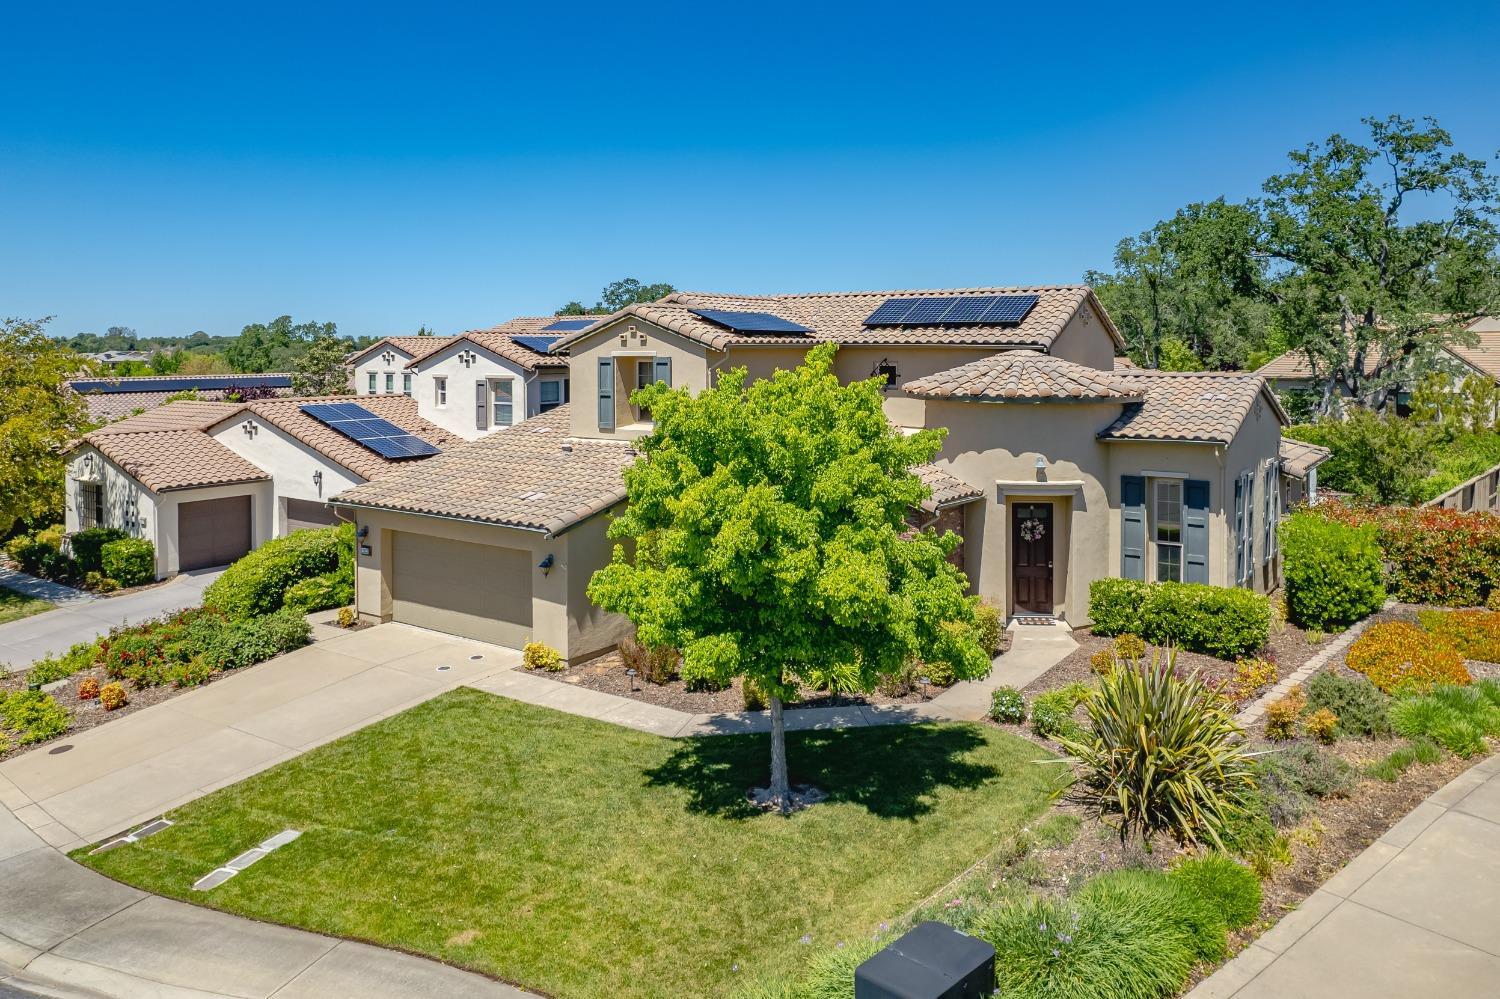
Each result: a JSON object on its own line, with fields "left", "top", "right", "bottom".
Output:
{"left": 65, "top": 373, "right": 295, "bottom": 423}
{"left": 63, "top": 397, "right": 457, "bottom": 578}
{"left": 333, "top": 285, "right": 1290, "bottom": 663}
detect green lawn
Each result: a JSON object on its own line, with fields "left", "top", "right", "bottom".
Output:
{"left": 78, "top": 689, "right": 1060, "bottom": 998}
{"left": 0, "top": 585, "right": 54, "bottom": 626}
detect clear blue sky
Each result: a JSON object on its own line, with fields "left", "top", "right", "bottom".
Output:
{"left": 4, "top": 1, "right": 1497, "bottom": 340}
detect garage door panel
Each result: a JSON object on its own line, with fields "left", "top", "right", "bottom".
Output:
{"left": 391, "top": 533, "right": 532, "bottom": 648}
{"left": 179, "top": 496, "right": 252, "bottom": 571}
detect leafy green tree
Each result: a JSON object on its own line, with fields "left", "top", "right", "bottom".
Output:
{"left": 1087, "top": 199, "right": 1270, "bottom": 369}
{"left": 226, "top": 316, "right": 338, "bottom": 372}
{"left": 587, "top": 344, "right": 990, "bottom": 811}
{"left": 557, "top": 278, "right": 676, "bottom": 317}
{"left": 292, "top": 335, "right": 353, "bottom": 396}
{"left": 0, "top": 317, "right": 93, "bottom": 536}
{"left": 1258, "top": 116, "right": 1500, "bottom": 415}
{"left": 177, "top": 352, "right": 233, "bottom": 375}
{"left": 1284, "top": 409, "right": 1436, "bottom": 503}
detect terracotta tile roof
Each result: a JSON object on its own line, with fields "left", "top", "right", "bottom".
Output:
{"left": 1255, "top": 348, "right": 1385, "bottom": 380}
{"left": 1100, "top": 371, "right": 1287, "bottom": 444}
{"left": 904, "top": 351, "right": 1142, "bottom": 402}
{"left": 914, "top": 464, "right": 983, "bottom": 512}
{"left": 1114, "top": 356, "right": 1141, "bottom": 369}
{"left": 72, "top": 382, "right": 296, "bottom": 423}
{"left": 1279, "top": 438, "right": 1333, "bottom": 478}
{"left": 88, "top": 431, "right": 269, "bottom": 492}
{"left": 84, "top": 401, "right": 246, "bottom": 437}
{"left": 348, "top": 335, "right": 457, "bottom": 365}
{"left": 549, "top": 286, "right": 1123, "bottom": 353}
{"left": 239, "top": 395, "right": 462, "bottom": 481}
{"left": 417, "top": 317, "right": 571, "bottom": 372}
{"left": 331, "top": 405, "right": 634, "bottom": 535}
{"left": 1446, "top": 327, "right": 1500, "bottom": 381}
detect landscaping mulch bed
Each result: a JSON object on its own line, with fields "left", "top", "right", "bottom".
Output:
{"left": 542, "top": 632, "right": 1014, "bottom": 715}
{"left": 1023, "top": 618, "right": 1336, "bottom": 709}
{"left": 1324, "top": 602, "right": 1500, "bottom": 683}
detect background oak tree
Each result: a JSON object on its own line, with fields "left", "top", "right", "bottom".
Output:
{"left": 0, "top": 317, "right": 93, "bottom": 537}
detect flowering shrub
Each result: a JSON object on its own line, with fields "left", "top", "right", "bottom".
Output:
{"left": 1346, "top": 621, "right": 1471, "bottom": 694}
{"left": 1418, "top": 609, "right": 1500, "bottom": 663}
{"left": 989, "top": 686, "right": 1026, "bottom": 724}
{"left": 1310, "top": 501, "right": 1500, "bottom": 607}
{"left": 99, "top": 682, "right": 127, "bottom": 711}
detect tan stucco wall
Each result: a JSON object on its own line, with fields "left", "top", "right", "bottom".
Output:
{"left": 564, "top": 319, "right": 710, "bottom": 440}
{"left": 1047, "top": 305, "right": 1116, "bottom": 372}
{"left": 352, "top": 346, "right": 416, "bottom": 396}
{"left": 1105, "top": 442, "right": 1228, "bottom": 586}
{"left": 1223, "top": 392, "right": 1285, "bottom": 592}
{"left": 345, "top": 506, "right": 628, "bottom": 662}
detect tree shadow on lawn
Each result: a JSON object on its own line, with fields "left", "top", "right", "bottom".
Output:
{"left": 645, "top": 723, "right": 1004, "bottom": 820}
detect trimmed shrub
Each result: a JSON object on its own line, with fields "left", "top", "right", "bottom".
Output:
{"left": 0, "top": 690, "right": 71, "bottom": 745}
{"left": 77, "top": 676, "right": 100, "bottom": 700}
{"left": 69, "top": 527, "right": 128, "bottom": 572}
{"left": 203, "top": 523, "right": 352, "bottom": 619}
{"left": 1418, "top": 609, "right": 1500, "bottom": 663}
{"left": 283, "top": 571, "right": 353, "bottom": 613}
{"left": 742, "top": 678, "right": 767, "bottom": 712}
{"left": 1304, "top": 671, "right": 1390, "bottom": 737}
{"left": 1303, "top": 707, "right": 1338, "bottom": 744}
{"left": 974, "top": 600, "right": 1004, "bottom": 657}
{"left": 1346, "top": 622, "right": 1471, "bottom": 694}
{"left": 1263, "top": 686, "right": 1305, "bottom": 741}
{"left": 1089, "top": 579, "right": 1269, "bottom": 660}
{"left": 336, "top": 606, "right": 357, "bottom": 628}
{"left": 99, "top": 682, "right": 127, "bottom": 710}
{"left": 523, "top": 641, "right": 563, "bottom": 672}
{"left": 101, "top": 538, "right": 155, "bottom": 587}
{"left": 1279, "top": 512, "right": 1386, "bottom": 630}
{"left": 1060, "top": 651, "right": 1256, "bottom": 847}
{"left": 989, "top": 686, "right": 1026, "bottom": 724}
{"left": 1309, "top": 501, "right": 1500, "bottom": 607}
{"left": 1168, "top": 853, "right": 1262, "bottom": 931}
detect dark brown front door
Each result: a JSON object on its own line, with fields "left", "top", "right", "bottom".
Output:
{"left": 1012, "top": 502, "right": 1054, "bottom": 614}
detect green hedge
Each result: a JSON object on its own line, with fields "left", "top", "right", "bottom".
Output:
{"left": 283, "top": 571, "right": 353, "bottom": 613}
{"left": 69, "top": 527, "right": 128, "bottom": 572}
{"left": 101, "top": 538, "right": 155, "bottom": 587}
{"left": 1089, "top": 579, "right": 1270, "bottom": 660}
{"left": 204, "top": 523, "right": 353, "bottom": 619}
{"left": 1279, "top": 512, "right": 1385, "bottom": 629}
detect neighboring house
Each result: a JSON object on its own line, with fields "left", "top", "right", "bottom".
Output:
{"left": 1278, "top": 438, "right": 1332, "bottom": 508}
{"left": 333, "top": 285, "right": 1289, "bottom": 663}
{"left": 80, "top": 350, "right": 154, "bottom": 366}
{"left": 1256, "top": 316, "right": 1500, "bottom": 408}
{"left": 63, "top": 397, "right": 457, "bottom": 578}
{"left": 66, "top": 373, "right": 294, "bottom": 423}
{"left": 348, "top": 318, "right": 576, "bottom": 440}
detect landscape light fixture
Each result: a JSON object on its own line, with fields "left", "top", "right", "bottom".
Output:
{"left": 919, "top": 676, "right": 932, "bottom": 700}
{"left": 626, "top": 668, "right": 638, "bottom": 691}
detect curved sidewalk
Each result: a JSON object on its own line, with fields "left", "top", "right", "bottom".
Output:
{"left": 1189, "top": 753, "right": 1500, "bottom": 999}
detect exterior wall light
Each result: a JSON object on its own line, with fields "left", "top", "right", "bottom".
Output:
{"left": 538, "top": 553, "right": 555, "bottom": 574}
{"left": 1034, "top": 455, "right": 1048, "bottom": 482}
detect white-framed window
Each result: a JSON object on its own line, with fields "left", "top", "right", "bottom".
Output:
{"left": 434, "top": 377, "right": 447, "bottom": 407}
{"left": 79, "top": 481, "right": 104, "bottom": 529}
{"left": 367, "top": 371, "right": 376, "bottom": 393}
{"left": 402, "top": 372, "right": 412, "bottom": 396}
{"left": 491, "top": 378, "right": 514, "bottom": 427}
{"left": 539, "top": 378, "right": 566, "bottom": 412}
{"left": 1153, "top": 479, "right": 1183, "bottom": 582}
{"left": 384, "top": 372, "right": 394, "bottom": 394}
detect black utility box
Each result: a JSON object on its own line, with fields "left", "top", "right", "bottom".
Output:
{"left": 853, "top": 920, "right": 996, "bottom": 999}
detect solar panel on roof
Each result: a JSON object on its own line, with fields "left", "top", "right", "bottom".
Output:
{"left": 512, "top": 334, "right": 562, "bottom": 353}
{"left": 688, "top": 309, "right": 812, "bottom": 334}
{"left": 863, "top": 294, "right": 1039, "bottom": 328}
{"left": 68, "top": 374, "right": 293, "bottom": 395}
{"left": 541, "top": 319, "right": 595, "bottom": 331}
{"left": 299, "top": 403, "right": 440, "bottom": 460}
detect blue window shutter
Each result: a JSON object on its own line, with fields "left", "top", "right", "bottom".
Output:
{"left": 654, "top": 356, "right": 672, "bottom": 388}
{"left": 598, "top": 358, "right": 614, "bottom": 431}
{"left": 475, "top": 380, "right": 488, "bottom": 432}
{"left": 1121, "top": 475, "right": 1146, "bottom": 580}
{"left": 1184, "top": 479, "right": 1211, "bottom": 584}
{"left": 1233, "top": 476, "right": 1245, "bottom": 584}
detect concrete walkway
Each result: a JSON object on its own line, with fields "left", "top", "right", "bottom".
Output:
{"left": 1189, "top": 754, "right": 1500, "bottom": 998}
{"left": 0, "top": 569, "right": 225, "bottom": 670}
{"left": 0, "top": 567, "right": 94, "bottom": 607}
{"left": 468, "top": 620, "right": 1079, "bottom": 738}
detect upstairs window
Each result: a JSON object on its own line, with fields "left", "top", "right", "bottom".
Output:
{"left": 402, "top": 372, "right": 412, "bottom": 396}
{"left": 367, "top": 371, "right": 376, "bottom": 393}
{"left": 492, "top": 378, "right": 514, "bottom": 427}
{"left": 434, "top": 377, "right": 447, "bottom": 407}
{"left": 539, "top": 379, "right": 564, "bottom": 413}
{"left": 384, "top": 372, "right": 394, "bottom": 394}
{"left": 1153, "top": 479, "right": 1183, "bottom": 582}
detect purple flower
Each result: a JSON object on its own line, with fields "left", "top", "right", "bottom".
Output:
{"left": 800, "top": 934, "right": 812, "bottom": 945}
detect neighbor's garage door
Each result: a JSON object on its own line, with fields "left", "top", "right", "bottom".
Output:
{"left": 285, "top": 498, "right": 338, "bottom": 533}
{"left": 178, "top": 495, "right": 252, "bottom": 571}
{"left": 390, "top": 532, "right": 532, "bottom": 647}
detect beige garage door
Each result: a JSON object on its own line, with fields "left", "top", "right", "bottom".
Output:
{"left": 391, "top": 532, "right": 532, "bottom": 647}
{"left": 285, "top": 498, "right": 338, "bottom": 533}
{"left": 179, "top": 495, "right": 252, "bottom": 571}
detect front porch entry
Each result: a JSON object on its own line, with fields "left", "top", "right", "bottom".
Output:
{"left": 1011, "top": 501, "right": 1054, "bottom": 616}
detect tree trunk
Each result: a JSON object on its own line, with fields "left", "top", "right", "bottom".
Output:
{"left": 768, "top": 694, "right": 791, "bottom": 814}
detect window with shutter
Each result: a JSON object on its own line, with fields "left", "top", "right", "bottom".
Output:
{"left": 1183, "top": 480, "right": 1210, "bottom": 584}
{"left": 475, "top": 380, "right": 488, "bottom": 431}
{"left": 1233, "top": 476, "right": 1245, "bottom": 585}
{"left": 1120, "top": 476, "right": 1146, "bottom": 580}
{"left": 654, "top": 356, "right": 672, "bottom": 387}
{"left": 598, "top": 358, "right": 614, "bottom": 432}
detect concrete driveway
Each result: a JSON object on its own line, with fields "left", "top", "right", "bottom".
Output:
{"left": 0, "top": 568, "right": 224, "bottom": 669}
{"left": 0, "top": 622, "right": 517, "bottom": 851}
